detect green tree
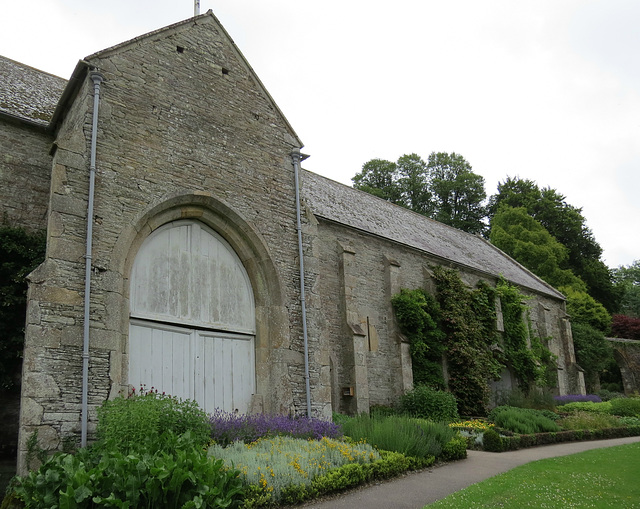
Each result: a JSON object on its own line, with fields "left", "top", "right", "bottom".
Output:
{"left": 0, "top": 227, "right": 46, "bottom": 391}
{"left": 353, "top": 152, "right": 487, "bottom": 234}
{"left": 489, "top": 205, "right": 586, "bottom": 291}
{"left": 488, "top": 177, "right": 619, "bottom": 312}
{"left": 489, "top": 205, "right": 613, "bottom": 384}
{"left": 427, "top": 152, "right": 487, "bottom": 234}
{"left": 562, "top": 286, "right": 611, "bottom": 334}
{"left": 351, "top": 158, "right": 402, "bottom": 203}
{"left": 613, "top": 260, "right": 640, "bottom": 318}
{"left": 396, "top": 153, "right": 433, "bottom": 215}
{"left": 571, "top": 322, "right": 613, "bottom": 392}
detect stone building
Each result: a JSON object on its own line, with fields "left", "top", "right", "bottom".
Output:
{"left": 0, "top": 11, "right": 584, "bottom": 471}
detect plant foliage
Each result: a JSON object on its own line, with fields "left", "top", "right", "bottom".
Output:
{"left": 399, "top": 385, "right": 459, "bottom": 422}
{"left": 341, "top": 414, "right": 457, "bottom": 460}
{"left": 431, "top": 267, "right": 502, "bottom": 415}
{"left": 488, "top": 406, "right": 561, "bottom": 434}
{"left": 0, "top": 226, "right": 46, "bottom": 391}
{"left": 95, "top": 388, "right": 211, "bottom": 454}
{"left": 391, "top": 289, "right": 445, "bottom": 388}
{"left": 208, "top": 410, "right": 341, "bottom": 447}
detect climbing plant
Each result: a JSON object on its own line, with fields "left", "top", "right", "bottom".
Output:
{"left": 495, "top": 278, "right": 554, "bottom": 391}
{"left": 431, "top": 266, "right": 502, "bottom": 416}
{"left": 391, "top": 288, "right": 446, "bottom": 388}
{"left": 0, "top": 226, "right": 46, "bottom": 391}
{"left": 392, "top": 268, "right": 556, "bottom": 417}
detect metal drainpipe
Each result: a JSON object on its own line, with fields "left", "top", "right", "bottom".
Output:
{"left": 291, "top": 148, "right": 312, "bottom": 418}
{"left": 81, "top": 71, "right": 104, "bottom": 447}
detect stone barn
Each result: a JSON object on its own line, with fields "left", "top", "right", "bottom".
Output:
{"left": 0, "top": 10, "right": 584, "bottom": 472}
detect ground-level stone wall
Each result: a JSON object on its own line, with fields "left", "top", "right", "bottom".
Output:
{"left": 608, "top": 338, "right": 640, "bottom": 395}
{"left": 0, "top": 120, "right": 52, "bottom": 231}
{"left": 307, "top": 215, "right": 584, "bottom": 414}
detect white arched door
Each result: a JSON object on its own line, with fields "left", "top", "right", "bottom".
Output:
{"left": 128, "top": 220, "right": 256, "bottom": 413}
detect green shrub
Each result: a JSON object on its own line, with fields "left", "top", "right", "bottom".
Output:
{"left": 488, "top": 406, "right": 561, "bottom": 434}
{"left": 609, "top": 397, "right": 640, "bottom": 417}
{"left": 12, "top": 433, "right": 245, "bottom": 509}
{"left": 332, "top": 412, "right": 351, "bottom": 427}
{"left": 558, "top": 411, "right": 621, "bottom": 431}
{"left": 342, "top": 414, "right": 456, "bottom": 460}
{"left": 597, "top": 389, "right": 625, "bottom": 401}
{"left": 619, "top": 416, "right": 640, "bottom": 427}
{"left": 440, "top": 434, "right": 468, "bottom": 461}
{"left": 275, "top": 450, "right": 430, "bottom": 506}
{"left": 400, "top": 385, "right": 459, "bottom": 422}
{"left": 482, "top": 428, "right": 504, "bottom": 452}
{"left": 95, "top": 389, "right": 211, "bottom": 453}
{"left": 495, "top": 388, "right": 556, "bottom": 410}
{"left": 369, "top": 405, "right": 397, "bottom": 418}
{"left": 555, "top": 401, "right": 612, "bottom": 415}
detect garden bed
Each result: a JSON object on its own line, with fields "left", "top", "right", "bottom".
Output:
{"left": 483, "top": 425, "right": 640, "bottom": 452}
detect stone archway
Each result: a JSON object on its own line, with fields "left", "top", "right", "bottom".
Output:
{"left": 128, "top": 220, "right": 256, "bottom": 413}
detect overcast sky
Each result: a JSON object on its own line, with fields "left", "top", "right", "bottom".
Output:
{"left": 2, "top": 0, "right": 638, "bottom": 269}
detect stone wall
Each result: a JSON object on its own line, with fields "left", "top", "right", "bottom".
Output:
{"left": 0, "top": 120, "right": 52, "bottom": 231}
{"left": 19, "top": 14, "right": 306, "bottom": 471}
{"left": 609, "top": 338, "right": 640, "bottom": 395}
{"left": 306, "top": 214, "right": 583, "bottom": 413}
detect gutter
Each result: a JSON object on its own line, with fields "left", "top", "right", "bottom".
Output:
{"left": 81, "top": 71, "right": 104, "bottom": 447}
{"left": 291, "top": 148, "right": 312, "bottom": 418}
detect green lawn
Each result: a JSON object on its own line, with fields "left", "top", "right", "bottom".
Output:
{"left": 426, "top": 443, "right": 640, "bottom": 508}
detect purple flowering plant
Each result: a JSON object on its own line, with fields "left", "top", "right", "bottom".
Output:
{"left": 209, "top": 409, "right": 342, "bottom": 446}
{"left": 554, "top": 394, "right": 602, "bottom": 404}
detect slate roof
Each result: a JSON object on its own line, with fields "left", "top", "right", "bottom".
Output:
{"left": 302, "top": 170, "right": 565, "bottom": 300}
{"left": 0, "top": 56, "right": 67, "bottom": 126}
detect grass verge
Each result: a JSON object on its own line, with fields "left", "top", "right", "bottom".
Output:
{"left": 425, "top": 442, "right": 640, "bottom": 508}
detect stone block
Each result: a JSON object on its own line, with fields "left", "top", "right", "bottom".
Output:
{"left": 20, "top": 397, "right": 44, "bottom": 426}
{"left": 23, "top": 373, "right": 61, "bottom": 399}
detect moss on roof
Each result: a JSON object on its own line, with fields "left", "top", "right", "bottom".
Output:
{"left": 0, "top": 56, "right": 67, "bottom": 126}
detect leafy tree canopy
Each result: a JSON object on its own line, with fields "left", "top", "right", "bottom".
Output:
{"left": 571, "top": 322, "right": 613, "bottom": 392}
{"left": 562, "top": 286, "right": 611, "bottom": 334}
{"left": 611, "top": 314, "right": 640, "bottom": 340}
{"left": 489, "top": 205, "right": 586, "bottom": 292}
{"left": 352, "top": 152, "right": 486, "bottom": 234}
{"left": 488, "top": 177, "right": 619, "bottom": 312}
{"left": 428, "top": 152, "right": 487, "bottom": 235}
{"left": 612, "top": 260, "right": 640, "bottom": 318}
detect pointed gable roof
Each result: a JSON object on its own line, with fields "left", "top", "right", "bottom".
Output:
{"left": 0, "top": 55, "right": 67, "bottom": 127}
{"left": 84, "top": 10, "right": 302, "bottom": 148}
{"left": 302, "top": 170, "right": 565, "bottom": 300}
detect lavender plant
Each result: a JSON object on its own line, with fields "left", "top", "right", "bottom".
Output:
{"left": 553, "top": 394, "right": 602, "bottom": 404}
{"left": 209, "top": 410, "right": 342, "bottom": 446}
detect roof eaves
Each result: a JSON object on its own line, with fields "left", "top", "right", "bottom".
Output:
{"left": 49, "top": 60, "right": 90, "bottom": 133}
{"left": 0, "top": 109, "right": 49, "bottom": 132}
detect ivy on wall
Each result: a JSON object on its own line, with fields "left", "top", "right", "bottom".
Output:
{"left": 431, "top": 266, "right": 501, "bottom": 416}
{"left": 495, "top": 278, "right": 556, "bottom": 391}
{"left": 391, "top": 289, "right": 446, "bottom": 389}
{"left": 392, "top": 267, "right": 555, "bottom": 416}
{"left": 0, "top": 226, "right": 46, "bottom": 391}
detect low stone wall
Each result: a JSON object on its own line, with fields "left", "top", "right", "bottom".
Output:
{"left": 608, "top": 338, "right": 640, "bottom": 395}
